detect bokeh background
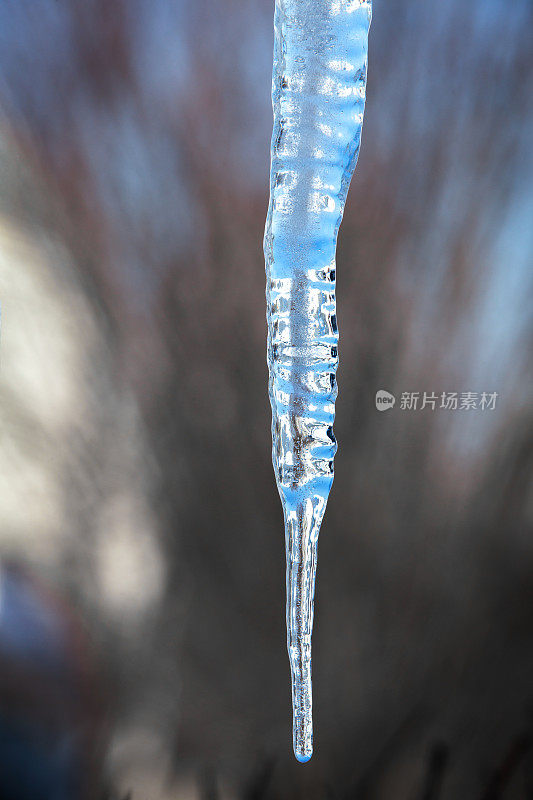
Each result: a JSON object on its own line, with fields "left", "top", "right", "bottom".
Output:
{"left": 0, "top": 0, "right": 532, "bottom": 798}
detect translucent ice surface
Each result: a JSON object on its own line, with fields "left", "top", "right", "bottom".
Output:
{"left": 264, "top": 0, "right": 371, "bottom": 762}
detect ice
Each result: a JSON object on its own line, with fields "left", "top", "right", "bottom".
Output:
{"left": 264, "top": 0, "right": 371, "bottom": 762}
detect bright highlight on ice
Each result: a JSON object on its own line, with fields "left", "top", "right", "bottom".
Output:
{"left": 264, "top": 0, "right": 371, "bottom": 762}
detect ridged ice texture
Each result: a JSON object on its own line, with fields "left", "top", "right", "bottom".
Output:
{"left": 264, "top": 0, "right": 371, "bottom": 763}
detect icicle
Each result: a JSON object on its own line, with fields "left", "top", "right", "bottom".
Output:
{"left": 264, "top": 0, "right": 371, "bottom": 762}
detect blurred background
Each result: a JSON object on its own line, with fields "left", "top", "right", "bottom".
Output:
{"left": 0, "top": 0, "right": 532, "bottom": 797}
